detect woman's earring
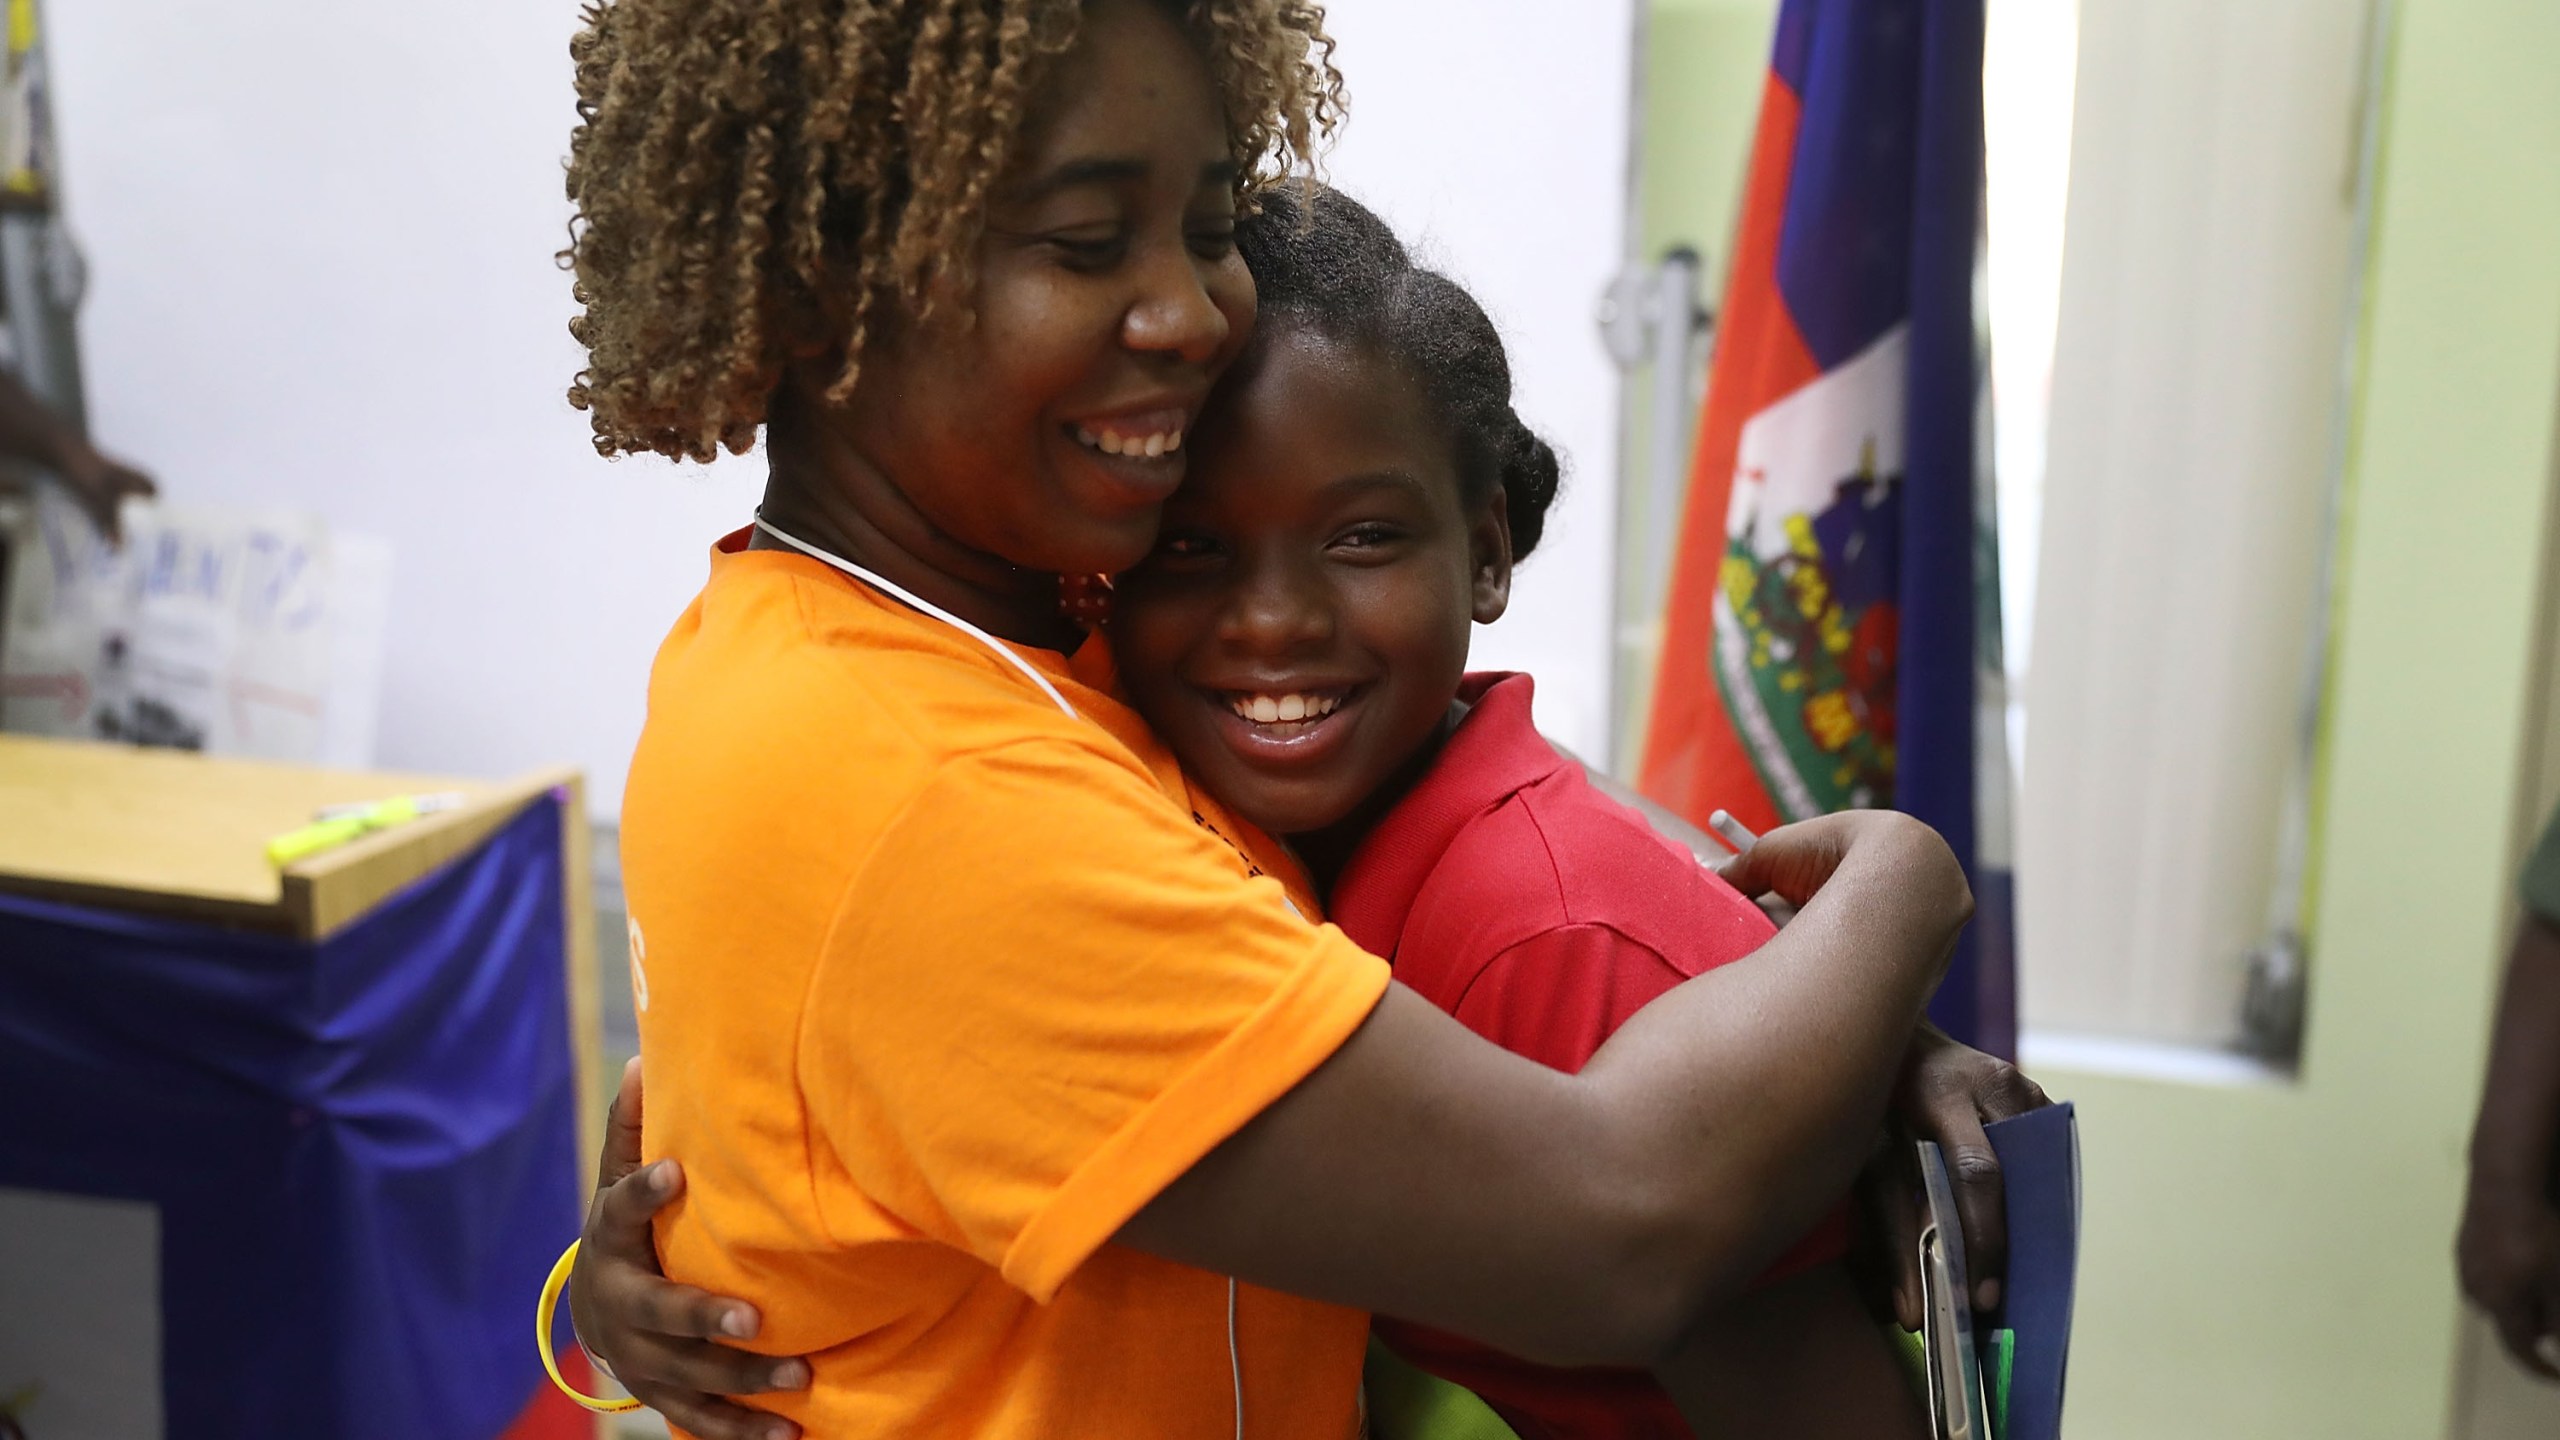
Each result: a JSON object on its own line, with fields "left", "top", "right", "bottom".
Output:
{"left": 1058, "top": 572, "right": 1114, "bottom": 628}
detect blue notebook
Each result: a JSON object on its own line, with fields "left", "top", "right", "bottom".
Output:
{"left": 1982, "top": 1102, "right": 2080, "bottom": 1440}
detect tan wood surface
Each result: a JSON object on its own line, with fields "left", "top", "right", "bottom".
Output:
{"left": 0, "top": 733, "right": 572, "bottom": 940}
{"left": 281, "top": 769, "right": 573, "bottom": 940}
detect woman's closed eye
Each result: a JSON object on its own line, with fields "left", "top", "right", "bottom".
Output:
{"left": 1185, "top": 222, "right": 1238, "bottom": 260}
{"left": 1043, "top": 225, "right": 1130, "bottom": 268}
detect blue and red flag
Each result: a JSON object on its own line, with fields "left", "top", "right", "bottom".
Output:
{"left": 1639, "top": 0, "right": 2014, "bottom": 1056}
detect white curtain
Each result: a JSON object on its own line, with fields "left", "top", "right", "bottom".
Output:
{"left": 2019, "top": 0, "right": 2370, "bottom": 1048}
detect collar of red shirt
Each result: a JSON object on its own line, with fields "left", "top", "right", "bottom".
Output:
{"left": 1327, "top": 671, "right": 1568, "bottom": 957}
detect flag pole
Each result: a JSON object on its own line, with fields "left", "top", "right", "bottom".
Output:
{"left": 1602, "top": 2, "right": 1712, "bottom": 779}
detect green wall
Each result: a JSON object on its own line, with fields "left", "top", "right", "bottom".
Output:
{"left": 1638, "top": 0, "right": 1779, "bottom": 276}
{"left": 1632, "top": 0, "right": 2560, "bottom": 1432}
{"left": 2043, "top": 0, "right": 2560, "bottom": 1433}
{"left": 1615, "top": 0, "right": 1777, "bottom": 766}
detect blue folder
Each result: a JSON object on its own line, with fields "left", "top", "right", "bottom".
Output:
{"left": 1982, "top": 1102, "right": 2080, "bottom": 1440}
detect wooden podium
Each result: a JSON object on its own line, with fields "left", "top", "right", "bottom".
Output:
{"left": 0, "top": 733, "right": 592, "bottom": 953}
{"left": 0, "top": 734, "right": 609, "bottom": 1439}
{"left": 0, "top": 729, "right": 608, "bottom": 1160}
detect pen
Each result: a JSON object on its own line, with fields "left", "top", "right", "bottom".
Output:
{"left": 267, "top": 792, "right": 468, "bottom": 867}
{"left": 313, "top": 791, "right": 468, "bottom": 823}
{"left": 1707, "top": 808, "right": 1759, "bottom": 855}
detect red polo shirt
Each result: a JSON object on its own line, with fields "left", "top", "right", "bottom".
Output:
{"left": 1330, "top": 673, "right": 1849, "bottom": 1440}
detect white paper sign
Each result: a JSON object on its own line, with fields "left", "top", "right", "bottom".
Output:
{"left": 0, "top": 491, "right": 390, "bottom": 767}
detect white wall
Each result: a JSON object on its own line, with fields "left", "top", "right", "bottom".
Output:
{"left": 45, "top": 0, "right": 1630, "bottom": 815}
{"left": 1318, "top": 1, "right": 1634, "bottom": 766}
{"left": 46, "top": 0, "right": 752, "bottom": 817}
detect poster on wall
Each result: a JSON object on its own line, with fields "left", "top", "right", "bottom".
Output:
{"left": 0, "top": 0, "right": 60, "bottom": 205}
{"left": 0, "top": 489, "right": 391, "bottom": 768}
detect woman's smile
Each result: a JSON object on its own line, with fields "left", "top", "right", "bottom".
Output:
{"left": 1060, "top": 399, "right": 1201, "bottom": 504}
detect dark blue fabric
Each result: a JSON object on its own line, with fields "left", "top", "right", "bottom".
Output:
{"left": 0, "top": 799, "right": 579, "bottom": 1439}
{"left": 1772, "top": 0, "right": 1924, "bottom": 370}
{"left": 1765, "top": 0, "right": 2007, "bottom": 1053}
{"left": 1770, "top": 0, "right": 1818, "bottom": 92}
{"left": 1890, "top": 0, "right": 2005, "bottom": 1057}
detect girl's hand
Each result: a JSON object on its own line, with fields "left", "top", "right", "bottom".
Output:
{"left": 2457, "top": 1179, "right": 2560, "bottom": 1379}
{"left": 568, "top": 1060, "right": 812, "bottom": 1440}
{"left": 1854, "top": 1028, "right": 2052, "bottom": 1329}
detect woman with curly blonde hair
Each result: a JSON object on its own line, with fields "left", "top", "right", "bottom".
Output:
{"left": 555, "top": 3, "right": 1974, "bottom": 1438}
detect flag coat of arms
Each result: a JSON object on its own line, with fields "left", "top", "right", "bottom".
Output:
{"left": 1640, "top": 0, "right": 2013, "bottom": 1054}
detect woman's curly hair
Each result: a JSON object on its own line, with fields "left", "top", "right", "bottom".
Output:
{"left": 563, "top": 0, "right": 1345, "bottom": 462}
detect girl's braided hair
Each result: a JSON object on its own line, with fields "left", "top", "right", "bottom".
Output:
{"left": 1234, "top": 183, "right": 1564, "bottom": 560}
{"left": 563, "top": 0, "right": 1344, "bottom": 462}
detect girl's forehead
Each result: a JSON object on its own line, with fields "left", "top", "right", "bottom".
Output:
{"left": 1192, "top": 326, "right": 1464, "bottom": 499}
{"left": 1242, "top": 321, "right": 1377, "bottom": 384}
{"left": 1237, "top": 326, "right": 1433, "bottom": 431}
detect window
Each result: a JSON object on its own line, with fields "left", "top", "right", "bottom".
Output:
{"left": 2006, "top": 0, "right": 2380, "bottom": 1058}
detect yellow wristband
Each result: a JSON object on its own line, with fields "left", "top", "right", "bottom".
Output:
{"left": 538, "top": 1239, "right": 643, "bottom": 1414}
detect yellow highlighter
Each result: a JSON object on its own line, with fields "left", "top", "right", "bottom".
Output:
{"left": 266, "top": 792, "right": 468, "bottom": 867}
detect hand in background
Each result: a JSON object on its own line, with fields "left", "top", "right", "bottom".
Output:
{"left": 56, "top": 441, "right": 154, "bottom": 544}
{"left": 0, "top": 366, "right": 155, "bottom": 544}
{"left": 2458, "top": 898, "right": 2560, "bottom": 1381}
{"left": 2459, "top": 1180, "right": 2560, "bottom": 1380}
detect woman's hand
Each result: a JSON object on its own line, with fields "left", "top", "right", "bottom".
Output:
{"left": 2458, "top": 1179, "right": 2560, "bottom": 1378}
{"left": 1715, "top": 815, "right": 2017, "bottom": 1326}
{"left": 568, "top": 1060, "right": 812, "bottom": 1440}
{"left": 1715, "top": 811, "right": 1974, "bottom": 937}
{"left": 1854, "top": 1028, "right": 2052, "bottom": 1329}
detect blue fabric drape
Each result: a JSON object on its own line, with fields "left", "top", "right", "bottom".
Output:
{"left": 0, "top": 799, "right": 579, "bottom": 1439}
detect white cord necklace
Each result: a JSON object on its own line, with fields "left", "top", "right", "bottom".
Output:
{"left": 755, "top": 513, "right": 1246, "bottom": 1436}
{"left": 752, "top": 515, "right": 1077, "bottom": 719}
{"left": 1228, "top": 1277, "right": 1243, "bottom": 1440}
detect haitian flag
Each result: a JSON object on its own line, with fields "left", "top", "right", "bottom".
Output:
{"left": 1638, "top": 0, "right": 2014, "bottom": 1056}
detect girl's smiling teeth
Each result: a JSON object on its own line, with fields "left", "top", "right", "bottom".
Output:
{"left": 1226, "top": 689, "right": 1348, "bottom": 724}
{"left": 1075, "top": 422, "right": 1186, "bottom": 458}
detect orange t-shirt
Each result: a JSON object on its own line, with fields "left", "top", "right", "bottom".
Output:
{"left": 621, "top": 537, "right": 1390, "bottom": 1438}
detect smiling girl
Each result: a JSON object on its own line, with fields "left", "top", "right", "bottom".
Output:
{"left": 1109, "top": 181, "right": 1989, "bottom": 1440}
{"left": 557, "top": 4, "right": 1982, "bottom": 1438}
